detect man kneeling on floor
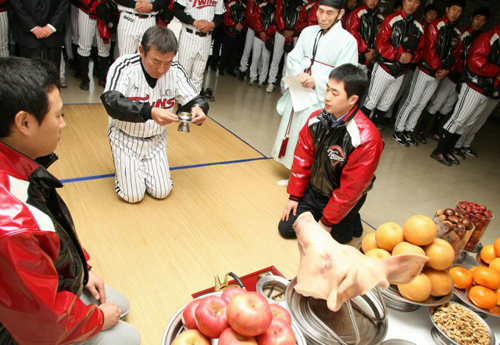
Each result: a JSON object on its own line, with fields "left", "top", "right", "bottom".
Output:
{"left": 279, "top": 64, "right": 384, "bottom": 243}
{"left": 0, "top": 57, "right": 140, "bottom": 344}
{"left": 101, "top": 25, "right": 209, "bottom": 203}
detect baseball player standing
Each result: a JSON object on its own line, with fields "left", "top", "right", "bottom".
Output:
{"left": 360, "top": 0, "right": 424, "bottom": 133}
{"left": 173, "top": 0, "right": 226, "bottom": 94}
{"left": 116, "top": 0, "right": 166, "bottom": 57}
{"left": 238, "top": 0, "right": 260, "bottom": 80}
{"left": 101, "top": 26, "right": 209, "bottom": 203}
{"left": 219, "top": 0, "right": 247, "bottom": 75}
{"left": 0, "top": 0, "right": 9, "bottom": 57}
{"left": 431, "top": 25, "right": 500, "bottom": 166}
{"left": 393, "top": 0, "right": 464, "bottom": 147}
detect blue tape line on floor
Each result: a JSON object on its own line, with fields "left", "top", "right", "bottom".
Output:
{"left": 60, "top": 157, "right": 271, "bottom": 184}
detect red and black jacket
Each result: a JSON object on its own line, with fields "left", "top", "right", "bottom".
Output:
{"left": 465, "top": 25, "right": 500, "bottom": 99}
{"left": 374, "top": 10, "right": 424, "bottom": 78}
{"left": 275, "top": 0, "right": 306, "bottom": 40}
{"left": 343, "top": 5, "right": 384, "bottom": 65}
{"left": 419, "top": 15, "right": 462, "bottom": 78}
{"left": 295, "top": 0, "right": 316, "bottom": 33}
{"left": 288, "top": 106, "right": 384, "bottom": 227}
{"left": 0, "top": 0, "right": 7, "bottom": 12}
{"left": 253, "top": 0, "right": 276, "bottom": 42}
{"left": 0, "top": 143, "right": 103, "bottom": 345}
{"left": 224, "top": 0, "right": 247, "bottom": 37}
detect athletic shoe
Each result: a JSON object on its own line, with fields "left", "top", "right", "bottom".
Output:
{"left": 462, "top": 147, "right": 478, "bottom": 158}
{"left": 258, "top": 81, "right": 264, "bottom": 88}
{"left": 446, "top": 153, "right": 460, "bottom": 165}
{"left": 60, "top": 78, "right": 67, "bottom": 88}
{"left": 392, "top": 132, "right": 409, "bottom": 147}
{"left": 452, "top": 148, "right": 466, "bottom": 159}
{"left": 430, "top": 152, "right": 452, "bottom": 166}
{"left": 205, "top": 88, "right": 215, "bottom": 102}
{"left": 238, "top": 70, "right": 246, "bottom": 81}
{"left": 415, "top": 131, "right": 427, "bottom": 144}
{"left": 266, "top": 83, "right": 275, "bottom": 93}
{"left": 428, "top": 132, "right": 440, "bottom": 141}
{"left": 404, "top": 131, "right": 419, "bottom": 146}
{"left": 249, "top": 78, "right": 256, "bottom": 86}
{"left": 79, "top": 79, "right": 89, "bottom": 91}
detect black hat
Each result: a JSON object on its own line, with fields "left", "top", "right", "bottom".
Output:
{"left": 447, "top": 0, "right": 465, "bottom": 10}
{"left": 318, "top": 0, "right": 345, "bottom": 9}
{"left": 473, "top": 6, "right": 491, "bottom": 20}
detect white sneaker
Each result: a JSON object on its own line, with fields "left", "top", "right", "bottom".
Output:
{"left": 277, "top": 179, "right": 289, "bottom": 187}
{"left": 266, "top": 83, "right": 275, "bottom": 93}
{"left": 249, "top": 78, "right": 256, "bottom": 85}
{"left": 258, "top": 81, "right": 264, "bottom": 88}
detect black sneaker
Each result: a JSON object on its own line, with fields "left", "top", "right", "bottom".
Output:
{"left": 430, "top": 152, "right": 452, "bottom": 166}
{"left": 462, "top": 147, "right": 478, "bottom": 158}
{"left": 415, "top": 131, "right": 427, "bottom": 144}
{"left": 452, "top": 148, "right": 466, "bottom": 159}
{"left": 79, "top": 79, "right": 89, "bottom": 91}
{"left": 404, "top": 131, "right": 419, "bottom": 146}
{"left": 392, "top": 132, "right": 409, "bottom": 147}
{"left": 428, "top": 132, "right": 440, "bottom": 141}
{"left": 446, "top": 153, "right": 460, "bottom": 165}
{"left": 205, "top": 88, "right": 215, "bottom": 101}
{"left": 238, "top": 70, "right": 246, "bottom": 81}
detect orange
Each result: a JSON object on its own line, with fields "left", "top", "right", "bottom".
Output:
{"left": 392, "top": 242, "right": 426, "bottom": 256}
{"left": 469, "top": 286, "right": 497, "bottom": 309}
{"left": 423, "top": 268, "right": 453, "bottom": 297}
{"left": 489, "top": 258, "right": 500, "bottom": 274}
{"left": 449, "top": 266, "right": 473, "bottom": 289}
{"left": 375, "top": 222, "right": 404, "bottom": 252}
{"left": 361, "top": 233, "right": 378, "bottom": 253}
{"left": 480, "top": 244, "right": 497, "bottom": 264}
{"left": 469, "top": 266, "right": 481, "bottom": 275}
{"left": 424, "top": 239, "right": 455, "bottom": 270}
{"left": 489, "top": 306, "right": 500, "bottom": 315}
{"left": 472, "top": 266, "right": 500, "bottom": 290}
{"left": 495, "top": 238, "right": 500, "bottom": 257}
{"left": 403, "top": 215, "right": 437, "bottom": 246}
{"left": 398, "top": 274, "right": 432, "bottom": 302}
{"left": 365, "top": 248, "right": 391, "bottom": 259}
{"left": 496, "top": 288, "right": 500, "bottom": 306}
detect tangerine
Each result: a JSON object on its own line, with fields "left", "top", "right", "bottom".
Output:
{"left": 489, "top": 258, "right": 500, "bottom": 274}
{"left": 490, "top": 306, "right": 500, "bottom": 315}
{"left": 496, "top": 288, "right": 500, "bottom": 306}
{"left": 480, "top": 244, "right": 497, "bottom": 264}
{"left": 469, "top": 266, "right": 481, "bottom": 275}
{"left": 449, "top": 266, "right": 473, "bottom": 289}
{"left": 472, "top": 266, "right": 500, "bottom": 290}
{"left": 495, "top": 238, "right": 500, "bottom": 257}
{"left": 469, "top": 286, "right": 497, "bottom": 309}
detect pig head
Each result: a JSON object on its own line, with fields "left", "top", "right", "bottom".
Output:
{"left": 293, "top": 212, "right": 429, "bottom": 312}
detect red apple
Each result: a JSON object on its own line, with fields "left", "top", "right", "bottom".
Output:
{"left": 182, "top": 299, "right": 203, "bottom": 330}
{"left": 219, "top": 328, "right": 258, "bottom": 345}
{"left": 256, "top": 319, "right": 296, "bottom": 345}
{"left": 269, "top": 304, "right": 292, "bottom": 325}
{"left": 194, "top": 296, "right": 229, "bottom": 338}
{"left": 172, "top": 329, "right": 210, "bottom": 345}
{"left": 227, "top": 291, "right": 273, "bottom": 337}
{"left": 221, "top": 286, "right": 247, "bottom": 304}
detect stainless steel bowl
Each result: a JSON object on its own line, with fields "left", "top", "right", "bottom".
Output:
{"left": 381, "top": 284, "right": 453, "bottom": 312}
{"left": 162, "top": 292, "right": 307, "bottom": 345}
{"left": 428, "top": 302, "right": 495, "bottom": 345}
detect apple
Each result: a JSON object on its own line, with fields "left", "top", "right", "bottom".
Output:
{"left": 269, "top": 304, "right": 292, "bottom": 325}
{"left": 227, "top": 291, "right": 273, "bottom": 337}
{"left": 221, "top": 287, "right": 247, "bottom": 304}
{"left": 256, "top": 319, "right": 296, "bottom": 345}
{"left": 182, "top": 298, "right": 203, "bottom": 330}
{"left": 172, "top": 329, "right": 210, "bottom": 345}
{"left": 194, "top": 296, "right": 229, "bottom": 338}
{"left": 219, "top": 328, "right": 258, "bottom": 345}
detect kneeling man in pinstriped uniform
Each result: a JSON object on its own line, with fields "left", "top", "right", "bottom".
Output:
{"left": 101, "top": 26, "right": 209, "bottom": 203}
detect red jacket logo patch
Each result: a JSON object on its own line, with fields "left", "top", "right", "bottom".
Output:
{"left": 327, "top": 145, "right": 346, "bottom": 166}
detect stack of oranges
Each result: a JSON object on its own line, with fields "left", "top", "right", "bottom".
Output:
{"left": 449, "top": 238, "right": 500, "bottom": 314}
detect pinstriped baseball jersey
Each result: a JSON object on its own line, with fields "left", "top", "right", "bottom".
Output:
{"left": 175, "top": 0, "right": 226, "bottom": 26}
{"left": 105, "top": 54, "right": 198, "bottom": 138}
{"left": 118, "top": 2, "right": 159, "bottom": 15}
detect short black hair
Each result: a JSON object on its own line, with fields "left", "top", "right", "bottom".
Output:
{"left": 328, "top": 63, "right": 369, "bottom": 100}
{"left": 447, "top": 0, "right": 465, "bottom": 10}
{"left": 0, "top": 57, "right": 60, "bottom": 138}
{"left": 393, "top": 0, "right": 403, "bottom": 12}
{"left": 141, "top": 25, "right": 178, "bottom": 55}
{"left": 424, "top": 4, "right": 438, "bottom": 15}
{"left": 473, "top": 7, "right": 490, "bottom": 20}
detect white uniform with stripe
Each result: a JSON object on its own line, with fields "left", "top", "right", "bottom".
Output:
{"left": 77, "top": 9, "right": 111, "bottom": 58}
{"left": 176, "top": 0, "right": 225, "bottom": 93}
{"left": 455, "top": 96, "right": 499, "bottom": 148}
{"left": 363, "top": 62, "right": 406, "bottom": 112}
{"left": 249, "top": 36, "right": 271, "bottom": 83}
{"left": 0, "top": 9, "right": 8, "bottom": 57}
{"left": 117, "top": 3, "right": 158, "bottom": 57}
{"left": 105, "top": 54, "right": 198, "bottom": 203}
{"left": 426, "top": 76, "right": 458, "bottom": 115}
{"left": 239, "top": 28, "right": 255, "bottom": 73}
{"left": 384, "top": 69, "right": 414, "bottom": 118}
{"left": 71, "top": 4, "right": 80, "bottom": 46}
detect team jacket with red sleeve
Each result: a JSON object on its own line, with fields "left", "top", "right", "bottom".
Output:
{"left": 224, "top": 0, "right": 247, "bottom": 36}
{"left": 419, "top": 15, "right": 462, "bottom": 78}
{"left": 275, "top": 0, "right": 306, "bottom": 38}
{"left": 0, "top": 0, "right": 7, "bottom": 12}
{"left": 464, "top": 25, "right": 500, "bottom": 99}
{"left": 287, "top": 106, "right": 384, "bottom": 227}
{"left": 343, "top": 5, "right": 384, "bottom": 65}
{"left": 253, "top": 0, "right": 276, "bottom": 42}
{"left": 295, "top": 0, "right": 316, "bottom": 34}
{"left": 374, "top": 10, "right": 424, "bottom": 78}
{"left": 0, "top": 142, "right": 103, "bottom": 345}
{"left": 307, "top": 0, "right": 318, "bottom": 27}
{"left": 453, "top": 26, "right": 483, "bottom": 76}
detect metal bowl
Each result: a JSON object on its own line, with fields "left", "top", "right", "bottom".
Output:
{"left": 381, "top": 340, "right": 416, "bottom": 345}
{"left": 162, "top": 292, "right": 307, "bottom": 345}
{"left": 381, "top": 284, "right": 453, "bottom": 312}
{"left": 428, "top": 302, "right": 495, "bottom": 345}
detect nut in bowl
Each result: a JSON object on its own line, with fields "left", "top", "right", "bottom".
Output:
{"left": 434, "top": 208, "right": 474, "bottom": 263}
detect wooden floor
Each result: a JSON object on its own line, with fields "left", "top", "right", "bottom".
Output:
{"left": 52, "top": 104, "right": 371, "bottom": 344}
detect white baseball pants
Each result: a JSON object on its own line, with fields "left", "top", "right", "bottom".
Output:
{"left": 77, "top": 10, "right": 111, "bottom": 58}
{"left": 117, "top": 12, "right": 156, "bottom": 57}
{"left": 249, "top": 38, "right": 271, "bottom": 84}
{"left": 0, "top": 11, "right": 8, "bottom": 57}
{"left": 427, "top": 77, "right": 458, "bottom": 115}
{"left": 363, "top": 62, "right": 405, "bottom": 112}
{"left": 239, "top": 28, "right": 255, "bottom": 73}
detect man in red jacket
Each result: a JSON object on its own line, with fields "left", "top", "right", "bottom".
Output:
{"left": 0, "top": 57, "right": 140, "bottom": 345}
{"left": 279, "top": 64, "right": 383, "bottom": 243}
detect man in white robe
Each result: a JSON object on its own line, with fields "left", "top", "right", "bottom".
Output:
{"left": 271, "top": 0, "right": 358, "bottom": 171}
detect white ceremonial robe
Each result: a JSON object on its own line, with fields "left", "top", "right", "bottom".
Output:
{"left": 271, "top": 21, "right": 358, "bottom": 169}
